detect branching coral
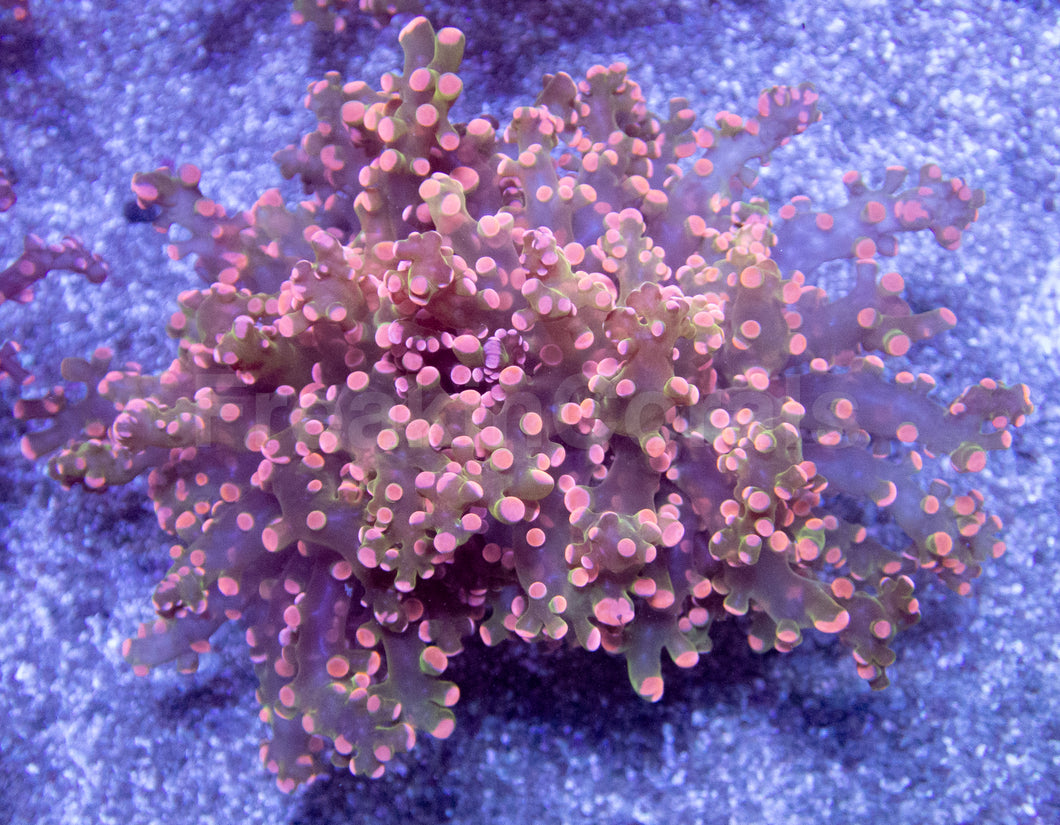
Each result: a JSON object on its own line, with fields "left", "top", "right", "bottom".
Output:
{"left": 11, "top": 17, "right": 1031, "bottom": 790}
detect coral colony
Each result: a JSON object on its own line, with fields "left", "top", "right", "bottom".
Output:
{"left": 0, "top": 17, "right": 1032, "bottom": 791}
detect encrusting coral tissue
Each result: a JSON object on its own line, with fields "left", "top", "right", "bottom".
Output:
{"left": 1, "top": 17, "right": 1032, "bottom": 791}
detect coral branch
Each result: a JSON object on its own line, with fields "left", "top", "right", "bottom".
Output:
{"left": 1, "top": 171, "right": 109, "bottom": 388}
{"left": 0, "top": 234, "right": 108, "bottom": 305}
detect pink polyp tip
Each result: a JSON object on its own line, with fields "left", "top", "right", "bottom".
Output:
{"left": 813, "top": 611, "right": 850, "bottom": 634}
{"left": 638, "top": 676, "right": 664, "bottom": 702}
{"left": 178, "top": 164, "right": 201, "bottom": 186}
